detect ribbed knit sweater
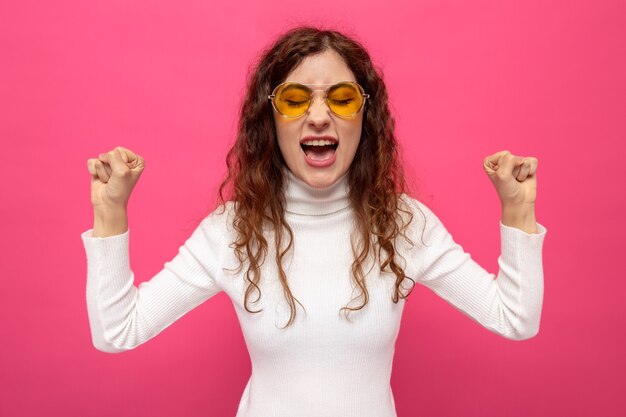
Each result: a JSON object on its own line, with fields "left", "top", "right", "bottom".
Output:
{"left": 81, "top": 170, "right": 547, "bottom": 417}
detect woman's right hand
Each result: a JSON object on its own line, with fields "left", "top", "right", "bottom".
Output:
{"left": 87, "top": 146, "right": 145, "bottom": 211}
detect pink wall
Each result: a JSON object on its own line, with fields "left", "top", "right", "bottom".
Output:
{"left": 2, "top": 0, "right": 625, "bottom": 416}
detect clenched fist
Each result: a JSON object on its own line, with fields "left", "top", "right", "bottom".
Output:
{"left": 86, "top": 146, "right": 145, "bottom": 210}
{"left": 483, "top": 150, "right": 538, "bottom": 208}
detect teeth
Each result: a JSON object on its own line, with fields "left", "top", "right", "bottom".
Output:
{"left": 302, "top": 139, "right": 336, "bottom": 146}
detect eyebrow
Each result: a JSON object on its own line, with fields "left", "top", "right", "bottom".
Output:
{"left": 282, "top": 81, "right": 357, "bottom": 93}
{"left": 284, "top": 81, "right": 354, "bottom": 86}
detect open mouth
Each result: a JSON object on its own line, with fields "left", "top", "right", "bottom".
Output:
{"left": 300, "top": 139, "right": 338, "bottom": 161}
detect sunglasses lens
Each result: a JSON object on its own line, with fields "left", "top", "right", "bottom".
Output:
{"left": 274, "top": 83, "right": 311, "bottom": 117}
{"left": 327, "top": 83, "right": 364, "bottom": 116}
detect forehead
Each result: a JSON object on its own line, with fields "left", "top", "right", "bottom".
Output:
{"left": 284, "top": 49, "right": 356, "bottom": 85}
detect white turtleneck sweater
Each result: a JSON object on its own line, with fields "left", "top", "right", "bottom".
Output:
{"left": 81, "top": 171, "right": 546, "bottom": 417}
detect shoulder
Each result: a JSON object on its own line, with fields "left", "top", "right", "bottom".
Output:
{"left": 398, "top": 193, "right": 437, "bottom": 224}
{"left": 397, "top": 193, "right": 448, "bottom": 240}
{"left": 205, "top": 200, "right": 236, "bottom": 223}
{"left": 193, "top": 201, "right": 237, "bottom": 241}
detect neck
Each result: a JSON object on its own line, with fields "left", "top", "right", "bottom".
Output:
{"left": 284, "top": 169, "right": 350, "bottom": 216}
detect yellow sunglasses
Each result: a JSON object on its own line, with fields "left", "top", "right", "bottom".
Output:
{"left": 268, "top": 81, "right": 369, "bottom": 118}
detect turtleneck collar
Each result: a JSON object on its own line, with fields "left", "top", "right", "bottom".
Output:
{"left": 284, "top": 169, "right": 351, "bottom": 216}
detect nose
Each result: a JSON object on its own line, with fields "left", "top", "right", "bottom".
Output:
{"left": 306, "top": 94, "right": 331, "bottom": 129}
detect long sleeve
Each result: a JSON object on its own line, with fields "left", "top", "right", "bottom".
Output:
{"left": 403, "top": 198, "right": 547, "bottom": 340}
{"left": 81, "top": 216, "right": 224, "bottom": 353}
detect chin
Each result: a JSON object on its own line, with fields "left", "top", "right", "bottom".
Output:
{"left": 300, "top": 170, "right": 342, "bottom": 188}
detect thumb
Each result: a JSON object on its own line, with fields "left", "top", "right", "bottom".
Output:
{"left": 483, "top": 150, "right": 509, "bottom": 176}
{"left": 99, "top": 147, "right": 144, "bottom": 178}
{"left": 484, "top": 150, "right": 522, "bottom": 181}
{"left": 100, "top": 148, "right": 131, "bottom": 176}
{"left": 116, "top": 146, "right": 145, "bottom": 176}
{"left": 497, "top": 151, "right": 522, "bottom": 179}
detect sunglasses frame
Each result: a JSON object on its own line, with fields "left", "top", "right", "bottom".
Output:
{"left": 268, "top": 81, "right": 370, "bottom": 119}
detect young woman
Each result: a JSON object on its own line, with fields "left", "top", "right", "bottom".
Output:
{"left": 83, "top": 26, "right": 546, "bottom": 417}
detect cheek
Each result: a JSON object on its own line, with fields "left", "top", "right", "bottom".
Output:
{"left": 344, "top": 119, "right": 364, "bottom": 165}
{"left": 274, "top": 119, "right": 301, "bottom": 161}
{"left": 341, "top": 121, "right": 363, "bottom": 152}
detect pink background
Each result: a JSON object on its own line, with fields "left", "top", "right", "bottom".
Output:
{"left": 1, "top": 0, "right": 625, "bottom": 416}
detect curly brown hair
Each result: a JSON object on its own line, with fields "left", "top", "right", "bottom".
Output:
{"left": 218, "top": 26, "right": 419, "bottom": 328}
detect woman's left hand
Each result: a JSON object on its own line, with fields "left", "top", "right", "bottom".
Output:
{"left": 483, "top": 150, "right": 538, "bottom": 208}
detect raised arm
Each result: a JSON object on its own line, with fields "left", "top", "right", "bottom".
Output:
{"left": 401, "top": 150, "right": 546, "bottom": 340}
{"left": 83, "top": 147, "right": 224, "bottom": 353}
